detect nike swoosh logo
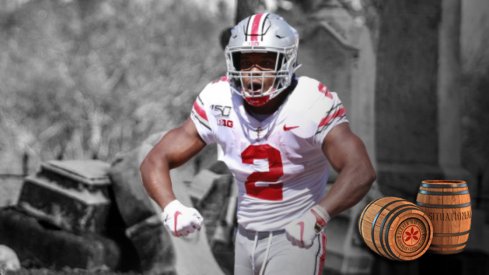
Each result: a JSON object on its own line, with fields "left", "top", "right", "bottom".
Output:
{"left": 297, "top": 221, "right": 305, "bottom": 242}
{"left": 283, "top": 124, "right": 299, "bottom": 131}
{"left": 174, "top": 211, "right": 182, "bottom": 236}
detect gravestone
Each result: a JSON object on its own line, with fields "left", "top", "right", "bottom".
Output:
{"left": 375, "top": 0, "right": 472, "bottom": 201}
{"left": 17, "top": 160, "right": 112, "bottom": 234}
{"left": 0, "top": 159, "right": 137, "bottom": 271}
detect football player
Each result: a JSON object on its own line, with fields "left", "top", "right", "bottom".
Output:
{"left": 140, "top": 13, "right": 376, "bottom": 275}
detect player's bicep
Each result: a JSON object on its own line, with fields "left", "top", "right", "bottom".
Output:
{"left": 321, "top": 123, "right": 369, "bottom": 172}
{"left": 148, "top": 118, "right": 206, "bottom": 169}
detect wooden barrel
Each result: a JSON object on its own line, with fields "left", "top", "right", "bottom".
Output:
{"left": 358, "top": 196, "right": 433, "bottom": 261}
{"left": 416, "top": 180, "right": 472, "bottom": 254}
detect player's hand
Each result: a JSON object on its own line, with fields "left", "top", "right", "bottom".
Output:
{"left": 161, "top": 200, "right": 203, "bottom": 237}
{"left": 284, "top": 205, "right": 330, "bottom": 248}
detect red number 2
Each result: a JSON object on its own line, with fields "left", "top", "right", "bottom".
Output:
{"left": 241, "top": 144, "right": 284, "bottom": 201}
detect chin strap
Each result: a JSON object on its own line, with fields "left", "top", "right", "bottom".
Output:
{"left": 244, "top": 95, "right": 271, "bottom": 107}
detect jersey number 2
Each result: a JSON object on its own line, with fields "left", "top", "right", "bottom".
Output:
{"left": 241, "top": 144, "right": 284, "bottom": 201}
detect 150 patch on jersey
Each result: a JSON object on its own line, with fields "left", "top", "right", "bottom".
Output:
{"left": 211, "top": 104, "right": 232, "bottom": 117}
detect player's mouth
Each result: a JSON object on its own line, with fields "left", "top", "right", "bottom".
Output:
{"left": 247, "top": 83, "right": 263, "bottom": 94}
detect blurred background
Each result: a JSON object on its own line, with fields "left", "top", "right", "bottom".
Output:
{"left": 0, "top": 0, "right": 488, "bottom": 274}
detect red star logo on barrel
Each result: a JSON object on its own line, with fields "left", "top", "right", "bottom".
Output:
{"left": 402, "top": 225, "right": 420, "bottom": 246}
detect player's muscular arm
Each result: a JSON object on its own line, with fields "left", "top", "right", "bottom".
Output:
{"left": 319, "top": 123, "right": 376, "bottom": 217}
{"left": 140, "top": 118, "right": 206, "bottom": 210}
{"left": 284, "top": 123, "right": 374, "bottom": 247}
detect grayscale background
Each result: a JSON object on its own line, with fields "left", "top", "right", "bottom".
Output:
{"left": 0, "top": 0, "right": 488, "bottom": 275}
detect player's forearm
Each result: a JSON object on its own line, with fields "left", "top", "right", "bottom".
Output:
{"left": 140, "top": 153, "right": 176, "bottom": 210}
{"left": 318, "top": 161, "right": 376, "bottom": 217}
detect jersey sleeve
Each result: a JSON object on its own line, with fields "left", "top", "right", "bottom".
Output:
{"left": 190, "top": 90, "right": 216, "bottom": 145}
{"left": 312, "top": 91, "right": 349, "bottom": 146}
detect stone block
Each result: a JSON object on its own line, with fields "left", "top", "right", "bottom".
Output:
{"left": 108, "top": 147, "right": 159, "bottom": 228}
{"left": 17, "top": 160, "right": 113, "bottom": 234}
{"left": 18, "top": 176, "right": 111, "bottom": 234}
{"left": 39, "top": 160, "right": 112, "bottom": 192}
{"left": 0, "top": 208, "right": 124, "bottom": 271}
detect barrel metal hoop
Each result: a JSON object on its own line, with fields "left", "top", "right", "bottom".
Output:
{"left": 420, "top": 183, "right": 467, "bottom": 188}
{"left": 429, "top": 248, "right": 466, "bottom": 254}
{"left": 433, "top": 230, "right": 470, "bottom": 237}
{"left": 430, "top": 241, "right": 468, "bottom": 248}
{"left": 371, "top": 199, "right": 405, "bottom": 258}
{"left": 379, "top": 203, "right": 412, "bottom": 260}
{"left": 416, "top": 201, "right": 471, "bottom": 208}
{"left": 418, "top": 190, "right": 469, "bottom": 196}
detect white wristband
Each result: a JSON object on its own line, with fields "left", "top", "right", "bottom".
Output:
{"left": 311, "top": 205, "right": 331, "bottom": 228}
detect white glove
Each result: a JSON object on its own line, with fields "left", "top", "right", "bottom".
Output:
{"left": 285, "top": 205, "right": 330, "bottom": 248}
{"left": 162, "top": 200, "right": 203, "bottom": 237}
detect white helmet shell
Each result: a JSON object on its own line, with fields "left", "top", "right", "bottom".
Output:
{"left": 225, "top": 13, "right": 300, "bottom": 106}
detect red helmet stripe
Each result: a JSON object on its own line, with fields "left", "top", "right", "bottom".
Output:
{"left": 250, "top": 13, "right": 263, "bottom": 41}
{"left": 248, "top": 13, "right": 270, "bottom": 42}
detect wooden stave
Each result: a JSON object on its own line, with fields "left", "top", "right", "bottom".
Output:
{"left": 416, "top": 181, "right": 472, "bottom": 254}
{"left": 358, "top": 197, "right": 433, "bottom": 261}
{"left": 371, "top": 198, "right": 406, "bottom": 260}
{"left": 360, "top": 197, "right": 403, "bottom": 260}
{"left": 358, "top": 198, "right": 378, "bottom": 240}
{"left": 420, "top": 179, "right": 467, "bottom": 188}
{"left": 422, "top": 206, "right": 471, "bottom": 254}
{"left": 361, "top": 198, "right": 432, "bottom": 260}
{"left": 358, "top": 197, "right": 398, "bottom": 259}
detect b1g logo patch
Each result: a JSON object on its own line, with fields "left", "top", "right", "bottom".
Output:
{"left": 218, "top": 119, "right": 233, "bottom": 128}
{"left": 395, "top": 218, "right": 427, "bottom": 253}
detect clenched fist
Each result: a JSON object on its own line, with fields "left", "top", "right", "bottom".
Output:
{"left": 285, "top": 205, "right": 330, "bottom": 248}
{"left": 162, "top": 200, "right": 203, "bottom": 237}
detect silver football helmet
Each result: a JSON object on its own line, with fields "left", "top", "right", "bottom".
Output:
{"left": 225, "top": 13, "right": 301, "bottom": 106}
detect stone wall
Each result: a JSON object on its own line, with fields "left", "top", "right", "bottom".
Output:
{"left": 460, "top": 0, "right": 489, "bottom": 215}
{"left": 375, "top": 0, "right": 444, "bottom": 199}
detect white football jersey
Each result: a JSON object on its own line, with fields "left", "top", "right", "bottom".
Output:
{"left": 190, "top": 76, "right": 348, "bottom": 231}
